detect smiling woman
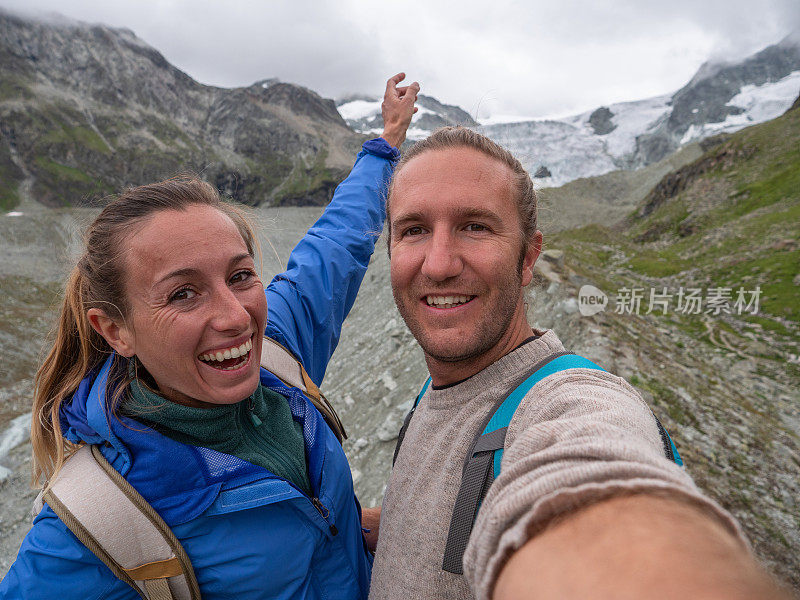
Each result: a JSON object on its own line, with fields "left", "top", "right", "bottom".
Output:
{"left": 2, "top": 73, "right": 420, "bottom": 600}
{"left": 87, "top": 203, "right": 268, "bottom": 409}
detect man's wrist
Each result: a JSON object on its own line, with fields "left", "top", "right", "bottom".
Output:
{"left": 380, "top": 127, "right": 405, "bottom": 149}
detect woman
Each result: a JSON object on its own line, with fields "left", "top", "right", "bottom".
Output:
{"left": 1, "top": 74, "right": 419, "bottom": 599}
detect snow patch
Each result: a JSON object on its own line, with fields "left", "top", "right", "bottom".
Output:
{"left": 479, "top": 119, "right": 618, "bottom": 187}
{"left": 680, "top": 70, "right": 800, "bottom": 144}
{"left": 337, "top": 99, "right": 381, "bottom": 121}
{"left": 568, "top": 94, "right": 672, "bottom": 158}
{"left": 477, "top": 113, "right": 539, "bottom": 126}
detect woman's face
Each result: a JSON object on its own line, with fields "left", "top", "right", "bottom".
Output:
{"left": 116, "top": 205, "right": 266, "bottom": 407}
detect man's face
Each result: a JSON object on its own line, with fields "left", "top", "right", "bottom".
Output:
{"left": 388, "top": 147, "right": 541, "bottom": 383}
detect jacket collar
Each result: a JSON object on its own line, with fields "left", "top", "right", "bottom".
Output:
{"left": 58, "top": 354, "right": 332, "bottom": 526}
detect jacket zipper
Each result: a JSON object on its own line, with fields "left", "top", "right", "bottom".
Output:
{"left": 244, "top": 399, "right": 338, "bottom": 537}
{"left": 312, "top": 497, "right": 338, "bottom": 536}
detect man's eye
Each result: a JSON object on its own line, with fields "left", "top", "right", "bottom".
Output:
{"left": 404, "top": 226, "right": 425, "bottom": 236}
{"left": 169, "top": 287, "right": 196, "bottom": 303}
{"left": 230, "top": 269, "right": 254, "bottom": 285}
{"left": 465, "top": 223, "right": 488, "bottom": 232}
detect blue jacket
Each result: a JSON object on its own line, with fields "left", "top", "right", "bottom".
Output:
{"left": 0, "top": 139, "right": 399, "bottom": 600}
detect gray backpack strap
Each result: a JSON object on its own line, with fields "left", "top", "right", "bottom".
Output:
{"left": 39, "top": 445, "right": 201, "bottom": 600}
{"left": 260, "top": 335, "right": 346, "bottom": 442}
{"left": 441, "top": 352, "right": 603, "bottom": 574}
{"left": 441, "top": 427, "right": 507, "bottom": 574}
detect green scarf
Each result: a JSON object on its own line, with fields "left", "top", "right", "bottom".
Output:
{"left": 124, "top": 380, "right": 311, "bottom": 496}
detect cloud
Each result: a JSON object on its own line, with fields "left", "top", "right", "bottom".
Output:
{"left": 2, "top": 0, "right": 797, "bottom": 118}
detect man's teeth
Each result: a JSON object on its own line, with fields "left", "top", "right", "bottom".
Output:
{"left": 199, "top": 339, "right": 253, "bottom": 363}
{"left": 426, "top": 295, "right": 472, "bottom": 307}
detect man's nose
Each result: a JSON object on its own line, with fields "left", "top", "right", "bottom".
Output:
{"left": 420, "top": 231, "right": 463, "bottom": 281}
{"left": 211, "top": 287, "right": 251, "bottom": 332}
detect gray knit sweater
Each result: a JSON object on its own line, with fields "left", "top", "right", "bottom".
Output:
{"left": 368, "top": 330, "right": 745, "bottom": 600}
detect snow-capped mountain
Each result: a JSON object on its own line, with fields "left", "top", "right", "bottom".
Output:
{"left": 485, "top": 33, "right": 800, "bottom": 187}
{"left": 336, "top": 94, "right": 477, "bottom": 141}
{"left": 339, "top": 34, "right": 800, "bottom": 188}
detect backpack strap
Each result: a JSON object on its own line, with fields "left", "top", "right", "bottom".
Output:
{"left": 441, "top": 352, "right": 602, "bottom": 573}
{"left": 392, "top": 377, "right": 431, "bottom": 466}
{"left": 654, "top": 414, "right": 683, "bottom": 466}
{"left": 260, "top": 335, "right": 347, "bottom": 443}
{"left": 37, "top": 445, "right": 201, "bottom": 600}
{"left": 392, "top": 352, "right": 684, "bottom": 575}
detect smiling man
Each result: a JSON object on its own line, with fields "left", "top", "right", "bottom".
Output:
{"left": 367, "top": 127, "right": 787, "bottom": 600}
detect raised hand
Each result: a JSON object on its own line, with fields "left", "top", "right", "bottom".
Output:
{"left": 381, "top": 72, "right": 420, "bottom": 148}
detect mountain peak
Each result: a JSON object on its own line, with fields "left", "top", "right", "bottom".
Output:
{"left": 0, "top": 10, "right": 361, "bottom": 208}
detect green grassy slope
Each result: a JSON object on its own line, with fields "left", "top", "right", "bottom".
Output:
{"left": 552, "top": 103, "right": 800, "bottom": 331}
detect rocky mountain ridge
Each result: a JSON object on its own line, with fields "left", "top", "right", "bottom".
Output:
{"left": 0, "top": 9, "right": 363, "bottom": 209}
{"left": 636, "top": 33, "right": 800, "bottom": 164}
{"left": 481, "top": 35, "right": 800, "bottom": 187}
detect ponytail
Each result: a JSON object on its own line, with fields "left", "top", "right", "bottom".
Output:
{"left": 32, "top": 268, "right": 110, "bottom": 484}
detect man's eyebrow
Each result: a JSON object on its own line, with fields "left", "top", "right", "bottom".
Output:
{"left": 390, "top": 212, "right": 426, "bottom": 230}
{"left": 153, "top": 253, "right": 253, "bottom": 286}
{"left": 452, "top": 206, "right": 503, "bottom": 222}
{"left": 391, "top": 207, "right": 503, "bottom": 229}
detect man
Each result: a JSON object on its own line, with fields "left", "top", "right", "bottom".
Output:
{"left": 366, "top": 127, "right": 787, "bottom": 600}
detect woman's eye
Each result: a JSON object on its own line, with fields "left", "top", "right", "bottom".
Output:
{"left": 230, "top": 269, "right": 254, "bottom": 285}
{"left": 169, "top": 287, "right": 196, "bottom": 303}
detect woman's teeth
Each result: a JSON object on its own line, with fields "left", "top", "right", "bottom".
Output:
{"left": 199, "top": 339, "right": 253, "bottom": 366}
{"left": 426, "top": 295, "right": 472, "bottom": 307}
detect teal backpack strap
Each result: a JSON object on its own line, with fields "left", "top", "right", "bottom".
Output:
{"left": 484, "top": 353, "right": 604, "bottom": 478}
{"left": 442, "top": 352, "right": 603, "bottom": 574}
{"left": 440, "top": 352, "right": 685, "bottom": 574}
{"left": 392, "top": 377, "right": 431, "bottom": 466}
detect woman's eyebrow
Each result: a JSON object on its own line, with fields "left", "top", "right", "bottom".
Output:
{"left": 153, "top": 253, "right": 252, "bottom": 286}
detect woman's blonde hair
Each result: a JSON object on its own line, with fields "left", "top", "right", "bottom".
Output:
{"left": 32, "top": 176, "right": 258, "bottom": 485}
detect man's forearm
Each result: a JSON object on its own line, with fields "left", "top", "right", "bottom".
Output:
{"left": 493, "top": 494, "right": 788, "bottom": 600}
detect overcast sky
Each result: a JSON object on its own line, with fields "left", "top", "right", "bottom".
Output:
{"left": 3, "top": 0, "right": 799, "bottom": 119}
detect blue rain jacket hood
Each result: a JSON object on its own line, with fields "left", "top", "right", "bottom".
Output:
{"left": 1, "top": 139, "right": 399, "bottom": 600}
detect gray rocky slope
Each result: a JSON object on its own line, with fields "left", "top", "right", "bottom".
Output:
{"left": 0, "top": 9, "right": 364, "bottom": 209}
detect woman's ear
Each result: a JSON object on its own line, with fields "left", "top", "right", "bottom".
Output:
{"left": 87, "top": 308, "right": 135, "bottom": 357}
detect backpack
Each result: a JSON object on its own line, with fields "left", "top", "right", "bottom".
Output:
{"left": 392, "top": 351, "right": 683, "bottom": 575}
{"left": 32, "top": 336, "right": 346, "bottom": 600}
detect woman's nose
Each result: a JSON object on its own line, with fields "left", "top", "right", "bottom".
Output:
{"left": 211, "top": 287, "right": 251, "bottom": 332}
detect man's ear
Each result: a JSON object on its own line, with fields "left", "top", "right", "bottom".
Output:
{"left": 521, "top": 230, "right": 543, "bottom": 287}
{"left": 87, "top": 308, "right": 135, "bottom": 357}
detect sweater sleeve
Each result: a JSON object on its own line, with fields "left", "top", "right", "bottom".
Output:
{"left": 462, "top": 368, "right": 747, "bottom": 600}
